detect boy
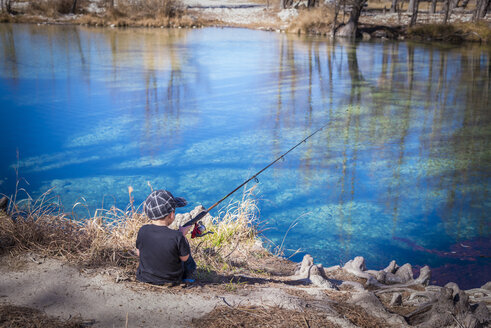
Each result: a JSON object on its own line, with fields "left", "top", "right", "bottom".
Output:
{"left": 136, "top": 190, "right": 196, "bottom": 285}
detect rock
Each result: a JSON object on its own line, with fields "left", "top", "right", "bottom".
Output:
{"left": 390, "top": 293, "right": 402, "bottom": 306}
{"left": 340, "top": 281, "right": 365, "bottom": 292}
{"left": 444, "top": 282, "right": 460, "bottom": 297}
{"left": 365, "top": 275, "right": 383, "bottom": 288}
{"left": 394, "top": 263, "right": 413, "bottom": 283}
{"left": 383, "top": 260, "right": 398, "bottom": 274}
{"left": 324, "top": 265, "right": 341, "bottom": 273}
{"left": 473, "top": 302, "right": 490, "bottom": 325}
{"left": 454, "top": 290, "right": 471, "bottom": 315}
{"left": 463, "top": 315, "right": 480, "bottom": 328}
{"left": 343, "top": 256, "right": 366, "bottom": 272}
{"left": 385, "top": 272, "right": 404, "bottom": 284}
{"left": 481, "top": 281, "right": 491, "bottom": 291}
{"left": 375, "top": 270, "right": 387, "bottom": 283}
{"left": 362, "top": 32, "right": 371, "bottom": 40}
{"left": 309, "top": 265, "right": 336, "bottom": 289}
{"left": 172, "top": 205, "right": 213, "bottom": 229}
{"left": 350, "top": 291, "right": 407, "bottom": 326}
{"left": 405, "top": 286, "right": 480, "bottom": 328}
{"left": 293, "top": 255, "right": 335, "bottom": 289}
{"left": 295, "top": 254, "right": 314, "bottom": 276}
{"left": 414, "top": 266, "right": 431, "bottom": 286}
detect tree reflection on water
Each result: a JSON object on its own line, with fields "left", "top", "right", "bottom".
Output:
{"left": 0, "top": 26, "right": 489, "bottom": 286}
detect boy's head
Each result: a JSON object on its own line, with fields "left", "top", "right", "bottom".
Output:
{"left": 144, "top": 190, "right": 187, "bottom": 221}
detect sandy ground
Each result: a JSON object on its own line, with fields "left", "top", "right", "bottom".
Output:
{"left": 0, "top": 257, "right": 216, "bottom": 327}
{"left": 0, "top": 255, "right": 334, "bottom": 327}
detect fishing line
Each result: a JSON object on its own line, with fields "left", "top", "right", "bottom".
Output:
{"left": 183, "top": 120, "right": 330, "bottom": 227}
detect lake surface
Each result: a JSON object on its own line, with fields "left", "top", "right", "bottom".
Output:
{"left": 1, "top": 24, "right": 489, "bottom": 288}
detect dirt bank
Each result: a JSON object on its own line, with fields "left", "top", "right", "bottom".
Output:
{"left": 1, "top": 249, "right": 490, "bottom": 327}
{"left": 2, "top": 0, "right": 490, "bottom": 42}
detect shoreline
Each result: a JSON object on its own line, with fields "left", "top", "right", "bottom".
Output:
{"left": 1, "top": 201, "right": 490, "bottom": 327}
{"left": 1, "top": 1, "right": 490, "bottom": 43}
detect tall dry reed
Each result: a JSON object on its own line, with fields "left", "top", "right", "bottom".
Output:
{"left": 0, "top": 185, "right": 260, "bottom": 275}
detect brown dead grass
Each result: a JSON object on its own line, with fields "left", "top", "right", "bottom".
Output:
{"left": 331, "top": 302, "right": 391, "bottom": 328}
{"left": 408, "top": 21, "right": 491, "bottom": 42}
{"left": 0, "top": 186, "right": 261, "bottom": 281}
{"left": 192, "top": 305, "right": 342, "bottom": 328}
{"left": 0, "top": 303, "right": 83, "bottom": 328}
{"left": 288, "top": 6, "right": 334, "bottom": 35}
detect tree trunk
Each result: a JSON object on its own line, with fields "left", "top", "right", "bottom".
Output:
{"left": 461, "top": 0, "right": 470, "bottom": 8}
{"left": 443, "top": 0, "right": 452, "bottom": 23}
{"left": 391, "top": 0, "right": 398, "bottom": 13}
{"left": 331, "top": 0, "right": 340, "bottom": 37}
{"left": 409, "top": 0, "right": 420, "bottom": 25}
{"left": 407, "top": 0, "right": 415, "bottom": 13}
{"left": 473, "top": 0, "right": 490, "bottom": 20}
{"left": 307, "top": 0, "right": 316, "bottom": 8}
{"left": 430, "top": 0, "right": 437, "bottom": 13}
{"left": 71, "top": 0, "right": 78, "bottom": 13}
{"left": 336, "top": 0, "right": 367, "bottom": 38}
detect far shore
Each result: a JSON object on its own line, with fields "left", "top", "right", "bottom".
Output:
{"left": 1, "top": 0, "right": 490, "bottom": 43}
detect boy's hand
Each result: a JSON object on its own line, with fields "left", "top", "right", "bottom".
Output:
{"left": 179, "top": 225, "right": 192, "bottom": 236}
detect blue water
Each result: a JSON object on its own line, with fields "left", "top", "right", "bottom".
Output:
{"left": 1, "top": 24, "right": 490, "bottom": 288}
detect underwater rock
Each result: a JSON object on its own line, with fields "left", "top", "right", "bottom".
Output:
{"left": 390, "top": 293, "right": 402, "bottom": 306}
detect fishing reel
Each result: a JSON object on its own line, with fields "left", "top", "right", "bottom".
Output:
{"left": 191, "top": 221, "right": 213, "bottom": 238}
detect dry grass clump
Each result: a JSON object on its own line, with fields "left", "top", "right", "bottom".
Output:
{"left": 0, "top": 186, "right": 260, "bottom": 277}
{"left": 0, "top": 303, "right": 83, "bottom": 328}
{"left": 288, "top": 6, "right": 334, "bottom": 35}
{"left": 408, "top": 22, "right": 491, "bottom": 42}
{"left": 187, "top": 186, "right": 261, "bottom": 276}
{"left": 192, "top": 305, "right": 342, "bottom": 328}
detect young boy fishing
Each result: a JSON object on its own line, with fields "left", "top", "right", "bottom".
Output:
{"left": 135, "top": 190, "right": 197, "bottom": 285}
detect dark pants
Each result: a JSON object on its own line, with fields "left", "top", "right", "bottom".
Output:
{"left": 182, "top": 254, "right": 196, "bottom": 280}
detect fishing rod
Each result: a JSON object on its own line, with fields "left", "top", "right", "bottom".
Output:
{"left": 183, "top": 120, "right": 331, "bottom": 229}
